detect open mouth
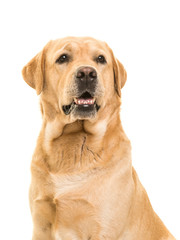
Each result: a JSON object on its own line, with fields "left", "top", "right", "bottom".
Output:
{"left": 74, "top": 91, "right": 95, "bottom": 106}
{"left": 62, "top": 91, "right": 100, "bottom": 116}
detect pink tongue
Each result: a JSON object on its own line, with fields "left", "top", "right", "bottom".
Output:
{"left": 77, "top": 99, "right": 94, "bottom": 105}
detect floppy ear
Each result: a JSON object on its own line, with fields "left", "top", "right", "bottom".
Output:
{"left": 22, "top": 50, "right": 45, "bottom": 95}
{"left": 110, "top": 50, "right": 127, "bottom": 97}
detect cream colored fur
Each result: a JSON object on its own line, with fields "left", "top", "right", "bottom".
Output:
{"left": 22, "top": 37, "right": 175, "bottom": 240}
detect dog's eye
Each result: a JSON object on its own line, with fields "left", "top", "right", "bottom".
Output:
{"left": 96, "top": 55, "right": 106, "bottom": 64}
{"left": 56, "top": 54, "right": 70, "bottom": 64}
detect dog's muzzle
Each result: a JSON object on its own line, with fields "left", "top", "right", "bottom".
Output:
{"left": 62, "top": 66, "right": 100, "bottom": 118}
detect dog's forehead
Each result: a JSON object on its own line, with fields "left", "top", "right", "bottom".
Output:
{"left": 48, "top": 37, "right": 109, "bottom": 55}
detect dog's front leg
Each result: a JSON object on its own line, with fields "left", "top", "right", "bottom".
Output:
{"left": 31, "top": 197, "right": 56, "bottom": 240}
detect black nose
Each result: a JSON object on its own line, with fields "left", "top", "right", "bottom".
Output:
{"left": 76, "top": 66, "right": 97, "bottom": 82}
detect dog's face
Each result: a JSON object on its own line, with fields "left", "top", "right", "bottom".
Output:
{"left": 22, "top": 37, "right": 127, "bottom": 121}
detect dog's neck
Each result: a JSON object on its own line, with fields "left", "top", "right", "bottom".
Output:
{"left": 37, "top": 103, "right": 130, "bottom": 173}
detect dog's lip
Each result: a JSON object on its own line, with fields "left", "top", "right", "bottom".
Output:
{"left": 62, "top": 91, "right": 100, "bottom": 115}
{"left": 62, "top": 97, "right": 100, "bottom": 115}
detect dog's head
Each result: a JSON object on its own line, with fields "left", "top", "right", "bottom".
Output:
{"left": 22, "top": 37, "right": 126, "bottom": 121}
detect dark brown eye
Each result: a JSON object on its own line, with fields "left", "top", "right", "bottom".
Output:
{"left": 56, "top": 54, "right": 70, "bottom": 64}
{"left": 96, "top": 55, "right": 106, "bottom": 64}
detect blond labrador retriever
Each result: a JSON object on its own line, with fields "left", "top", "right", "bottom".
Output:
{"left": 22, "top": 37, "right": 175, "bottom": 240}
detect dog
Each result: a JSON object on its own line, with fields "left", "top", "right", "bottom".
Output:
{"left": 22, "top": 37, "right": 175, "bottom": 240}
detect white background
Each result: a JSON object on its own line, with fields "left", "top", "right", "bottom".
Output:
{"left": 0, "top": 0, "right": 179, "bottom": 239}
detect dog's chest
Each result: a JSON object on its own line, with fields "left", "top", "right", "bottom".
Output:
{"left": 51, "top": 165, "right": 132, "bottom": 240}
{"left": 51, "top": 170, "right": 94, "bottom": 198}
{"left": 51, "top": 170, "right": 103, "bottom": 239}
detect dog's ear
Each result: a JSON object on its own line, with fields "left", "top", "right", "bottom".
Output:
{"left": 115, "top": 59, "right": 127, "bottom": 90}
{"left": 22, "top": 49, "right": 45, "bottom": 95}
{"left": 110, "top": 49, "right": 127, "bottom": 97}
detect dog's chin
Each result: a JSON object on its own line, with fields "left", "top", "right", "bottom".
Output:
{"left": 62, "top": 91, "right": 100, "bottom": 119}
